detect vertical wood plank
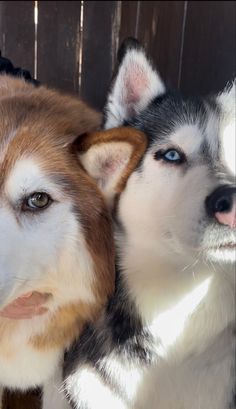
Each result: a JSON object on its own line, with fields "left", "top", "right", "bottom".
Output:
{"left": 119, "top": 1, "right": 139, "bottom": 44}
{"left": 180, "top": 1, "right": 236, "bottom": 95}
{"left": 136, "top": 1, "right": 157, "bottom": 49}
{"left": 117, "top": 1, "right": 186, "bottom": 89}
{"left": 137, "top": 1, "right": 186, "bottom": 88}
{"left": 0, "top": 1, "right": 4, "bottom": 50}
{"left": 80, "top": 1, "right": 118, "bottom": 110}
{"left": 0, "top": 1, "right": 35, "bottom": 74}
{"left": 37, "top": 1, "right": 81, "bottom": 93}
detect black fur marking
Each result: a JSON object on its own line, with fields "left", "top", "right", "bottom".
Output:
{"left": 64, "top": 322, "right": 107, "bottom": 377}
{"left": 63, "top": 270, "right": 155, "bottom": 406}
{"left": 117, "top": 37, "right": 143, "bottom": 64}
{"left": 0, "top": 51, "right": 40, "bottom": 86}
{"left": 230, "top": 392, "right": 236, "bottom": 409}
{"left": 106, "top": 273, "right": 154, "bottom": 362}
{"left": 229, "top": 382, "right": 236, "bottom": 409}
{"left": 128, "top": 92, "right": 208, "bottom": 146}
{"left": 64, "top": 270, "right": 153, "bottom": 376}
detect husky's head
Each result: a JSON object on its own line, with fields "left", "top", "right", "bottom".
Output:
{"left": 82, "top": 39, "right": 236, "bottom": 273}
{"left": 0, "top": 75, "right": 115, "bottom": 315}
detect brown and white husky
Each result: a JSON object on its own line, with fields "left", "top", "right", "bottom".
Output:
{"left": 0, "top": 75, "right": 126, "bottom": 409}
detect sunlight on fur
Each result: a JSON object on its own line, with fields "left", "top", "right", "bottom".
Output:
{"left": 222, "top": 123, "right": 236, "bottom": 175}
{"left": 68, "top": 367, "right": 126, "bottom": 409}
{"left": 151, "top": 276, "right": 213, "bottom": 356}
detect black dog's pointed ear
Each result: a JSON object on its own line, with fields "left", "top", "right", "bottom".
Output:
{"left": 103, "top": 37, "right": 166, "bottom": 129}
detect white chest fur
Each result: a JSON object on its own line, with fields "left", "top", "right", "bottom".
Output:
{"left": 0, "top": 314, "right": 62, "bottom": 389}
{"left": 67, "top": 328, "right": 235, "bottom": 409}
{"left": 139, "top": 329, "right": 235, "bottom": 409}
{"left": 119, "top": 248, "right": 235, "bottom": 409}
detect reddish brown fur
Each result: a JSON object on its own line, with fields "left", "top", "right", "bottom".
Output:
{"left": 0, "top": 76, "right": 148, "bottom": 409}
{"left": 31, "top": 301, "right": 100, "bottom": 349}
{"left": 0, "top": 77, "right": 146, "bottom": 355}
{"left": 0, "top": 75, "right": 115, "bottom": 350}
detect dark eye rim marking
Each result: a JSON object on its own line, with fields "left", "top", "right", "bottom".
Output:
{"left": 22, "top": 192, "right": 53, "bottom": 212}
{"left": 154, "top": 147, "right": 187, "bottom": 165}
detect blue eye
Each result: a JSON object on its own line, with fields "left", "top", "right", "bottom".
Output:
{"left": 154, "top": 149, "right": 185, "bottom": 164}
{"left": 164, "top": 150, "right": 181, "bottom": 162}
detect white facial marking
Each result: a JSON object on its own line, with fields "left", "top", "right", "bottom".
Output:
{"left": 217, "top": 81, "right": 236, "bottom": 173}
{"left": 1, "top": 157, "right": 95, "bottom": 308}
{"left": 5, "top": 157, "right": 63, "bottom": 202}
{"left": 221, "top": 122, "right": 236, "bottom": 174}
{"left": 169, "top": 124, "right": 203, "bottom": 156}
{"left": 204, "top": 111, "right": 219, "bottom": 157}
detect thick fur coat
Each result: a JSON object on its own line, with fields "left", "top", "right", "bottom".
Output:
{"left": 64, "top": 39, "right": 236, "bottom": 409}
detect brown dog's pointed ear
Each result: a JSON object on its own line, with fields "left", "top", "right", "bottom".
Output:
{"left": 77, "top": 127, "right": 147, "bottom": 206}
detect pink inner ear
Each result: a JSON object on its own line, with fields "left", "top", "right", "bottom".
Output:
{"left": 102, "top": 154, "right": 127, "bottom": 177}
{"left": 124, "top": 67, "right": 149, "bottom": 112}
{"left": 103, "top": 159, "right": 117, "bottom": 174}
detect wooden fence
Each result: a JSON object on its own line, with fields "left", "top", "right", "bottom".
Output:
{"left": 0, "top": 1, "right": 235, "bottom": 111}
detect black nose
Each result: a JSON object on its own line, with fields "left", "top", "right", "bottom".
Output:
{"left": 206, "top": 185, "right": 236, "bottom": 218}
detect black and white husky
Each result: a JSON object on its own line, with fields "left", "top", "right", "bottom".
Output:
{"left": 64, "top": 39, "right": 236, "bottom": 409}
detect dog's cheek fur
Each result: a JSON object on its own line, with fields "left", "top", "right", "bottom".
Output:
{"left": 217, "top": 82, "right": 236, "bottom": 176}
{"left": 0, "top": 76, "right": 115, "bottom": 396}
{"left": 29, "top": 164, "right": 115, "bottom": 350}
{"left": 117, "top": 154, "right": 208, "bottom": 261}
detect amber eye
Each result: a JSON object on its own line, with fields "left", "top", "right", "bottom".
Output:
{"left": 24, "top": 192, "right": 52, "bottom": 210}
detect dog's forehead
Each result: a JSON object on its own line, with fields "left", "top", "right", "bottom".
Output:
{"left": 4, "top": 157, "right": 60, "bottom": 201}
{"left": 0, "top": 129, "right": 17, "bottom": 163}
{"left": 0, "top": 120, "right": 77, "bottom": 199}
{"left": 168, "top": 124, "right": 204, "bottom": 155}
{"left": 0, "top": 101, "right": 50, "bottom": 165}
{"left": 0, "top": 124, "right": 58, "bottom": 185}
{"left": 134, "top": 94, "right": 213, "bottom": 151}
{"left": 133, "top": 91, "right": 235, "bottom": 171}
{"left": 152, "top": 118, "right": 218, "bottom": 161}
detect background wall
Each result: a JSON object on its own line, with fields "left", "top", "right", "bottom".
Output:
{"left": 0, "top": 1, "right": 235, "bottom": 111}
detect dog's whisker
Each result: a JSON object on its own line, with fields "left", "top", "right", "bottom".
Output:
{"left": 12, "top": 275, "right": 42, "bottom": 283}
